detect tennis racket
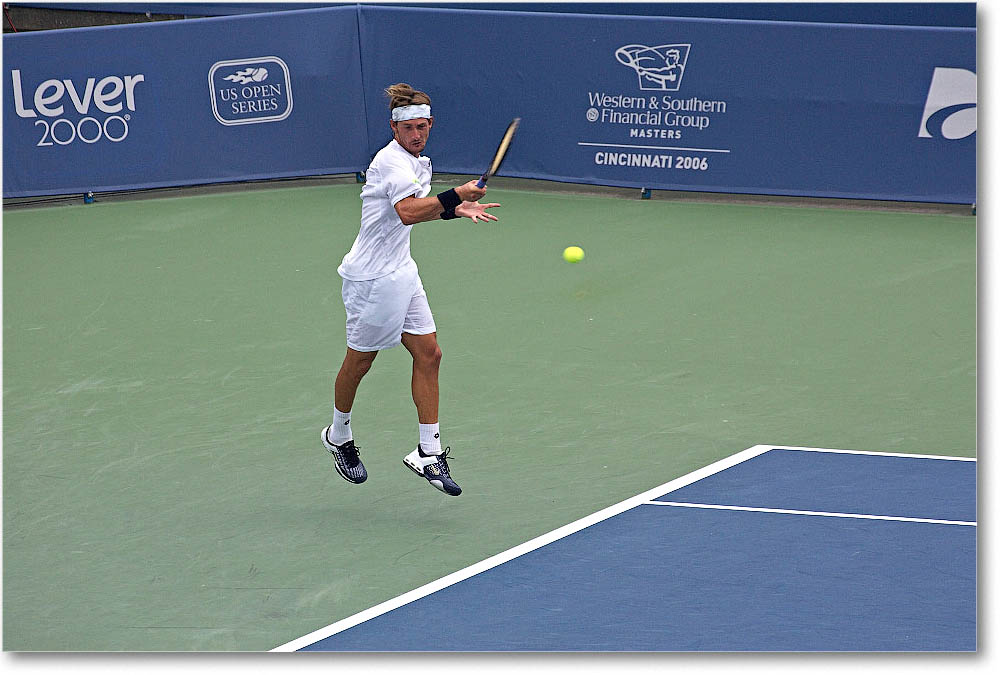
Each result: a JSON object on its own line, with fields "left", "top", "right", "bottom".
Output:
{"left": 476, "top": 117, "right": 521, "bottom": 188}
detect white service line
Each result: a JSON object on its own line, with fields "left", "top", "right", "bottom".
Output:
{"left": 751, "top": 444, "right": 977, "bottom": 462}
{"left": 644, "top": 500, "right": 977, "bottom": 527}
{"left": 270, "top": 444, "right": 773, "bottom": 651}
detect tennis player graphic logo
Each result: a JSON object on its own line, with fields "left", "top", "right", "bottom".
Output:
{"left": 615, "top": 44, "right": 690, "bottom": 91}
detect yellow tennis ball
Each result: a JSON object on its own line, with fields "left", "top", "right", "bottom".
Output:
{"left": 563, "top": 246, "right": 585, "bottom": 263}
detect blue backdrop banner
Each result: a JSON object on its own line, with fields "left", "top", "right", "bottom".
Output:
{"left": 358, "top": 6, "right": 975, "bottom": 204}
{"left": 3, "top": 5, "right": 976, "bottom": 203}
{"left": 14, "top": 3, "right": 978, "bottom": 26}
{"left": 2, "top": 6, "right": 368, "bottom": 197}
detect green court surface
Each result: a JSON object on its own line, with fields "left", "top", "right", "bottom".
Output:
{"left": 2, "top": 181, "right": 976, "bottom": 651}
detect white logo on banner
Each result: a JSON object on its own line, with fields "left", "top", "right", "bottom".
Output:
{"left": 918, "top": 67, "right": 976, "bottom": 140}
{"left": 615, "top": 44, "right": 690, "bottom": 91}
{"left": 209, "top": 57, "right": 293, "bottom": 126}
{"left": 224, "top": 68, "right": 269, "bottom": 85}
{"left": 578, "top": 41, "right": 729, "bottom": 174}
{"left": 10, "top": 69, "right": 145, "bottom": 146}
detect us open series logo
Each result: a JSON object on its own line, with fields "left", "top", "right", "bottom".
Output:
{"left": 209, "top": 56, "right": 292, "bottom": 126}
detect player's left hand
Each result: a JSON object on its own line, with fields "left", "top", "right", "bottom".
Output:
{"left": 456, "top": 201, "right": 500, "bottom": 223}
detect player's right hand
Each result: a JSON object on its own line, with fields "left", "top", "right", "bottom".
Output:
{"left": 456, "top": 181, "right": 487, "bottom": 202}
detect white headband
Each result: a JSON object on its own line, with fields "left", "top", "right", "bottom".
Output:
{"left": 391, "top": 104, "right": 431, "bottom": 121}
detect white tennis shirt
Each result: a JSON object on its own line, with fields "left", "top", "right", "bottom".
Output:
{"left": 338, "top": 139, "right": 433, "bottom": 281}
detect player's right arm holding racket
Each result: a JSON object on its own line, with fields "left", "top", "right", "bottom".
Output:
{"left": 389, "top": 111, "right": 500, "bottom": 226}
{"left": 415, "top": 117, "right": 520, "bottom": 224}
{"left": 394, "top": 179, "right": 499, "bottom": 225}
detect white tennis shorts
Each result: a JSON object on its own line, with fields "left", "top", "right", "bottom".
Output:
{"left": 341, "top": 259, "right": 436, "bottom": 352}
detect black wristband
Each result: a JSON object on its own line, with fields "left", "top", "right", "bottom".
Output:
{"left": 436, "top": 188, "right": 462, "bottom": 211}
{"left": 440, "top": 208, "right": 459, "bottom": 220}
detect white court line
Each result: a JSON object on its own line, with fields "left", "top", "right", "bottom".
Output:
{"left": 270, "top": 444, "right": 773, "bottom": 651}
{"left": 271, "top": 443, "right": 975, "bottom": 651}
{"left": 645, "top": 501, "right": 977, "bottom": 527}
{"left": 750, "top": 444, "right": 977, "bottom": 462}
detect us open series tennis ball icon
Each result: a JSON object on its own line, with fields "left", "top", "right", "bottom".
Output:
{"left": 563, "top": 246, "right": 585, "bottom": 263}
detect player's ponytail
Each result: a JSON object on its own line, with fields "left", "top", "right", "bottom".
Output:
{"left": 385, "top": 83, "right": 431, "bottom": 111}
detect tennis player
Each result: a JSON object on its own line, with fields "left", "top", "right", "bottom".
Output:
{"left": 322, "top": 83, "right": 500, "bottom": 496}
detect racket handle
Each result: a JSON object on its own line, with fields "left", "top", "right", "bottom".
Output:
{"left": 476, "top": 176, "right": 487, "bottom": 188}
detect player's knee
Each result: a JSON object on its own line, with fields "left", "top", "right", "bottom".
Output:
{"left": 418, "top": 343, "right": 442, "bottom": 369}
{"left": 346, "top": 351, "right": 377, "bottom": 380}
{"left": 356, "top": 358, "right": 375, "bottom": 378}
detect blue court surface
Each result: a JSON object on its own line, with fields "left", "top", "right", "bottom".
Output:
{"left": 274, "top": 445, "right": 977, "bottom": 652}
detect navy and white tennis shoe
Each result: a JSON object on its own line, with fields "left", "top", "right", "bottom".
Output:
{"left": 322, "top": 426, "right": 367, "bottom": 484}
{"left": 403, "top": 445, "right": 462, "bottom": 496}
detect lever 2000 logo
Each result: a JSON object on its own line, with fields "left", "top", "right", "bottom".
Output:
{"left": 10, "top": 68, "right": 145, "bottom": 146}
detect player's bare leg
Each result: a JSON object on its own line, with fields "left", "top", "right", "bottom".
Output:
{"left": 400, "top": 332, "right": 460, "bottom": 495}
{"left": 324, "top": 348, "right": 378, "bottom": 484}
{"left": 400, "top": 332, "right": 441, "bottom": 424}
{"left": 335, "top": 348, "right": 378, "bottom": 413}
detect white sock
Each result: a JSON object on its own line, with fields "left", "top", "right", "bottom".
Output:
{"left": 419, "top": 422, "right": 442, "bottom": 454}
{"left": 331, "top": 407, "right": 352, "bottom": 445}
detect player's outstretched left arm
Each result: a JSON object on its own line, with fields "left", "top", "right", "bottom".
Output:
{"left": 456, "top": 201, "right": 500, "bottom": 223}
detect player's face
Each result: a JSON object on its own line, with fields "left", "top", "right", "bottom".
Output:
{"left": 391, "top": 118, "right": 432, "bottom": 156}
